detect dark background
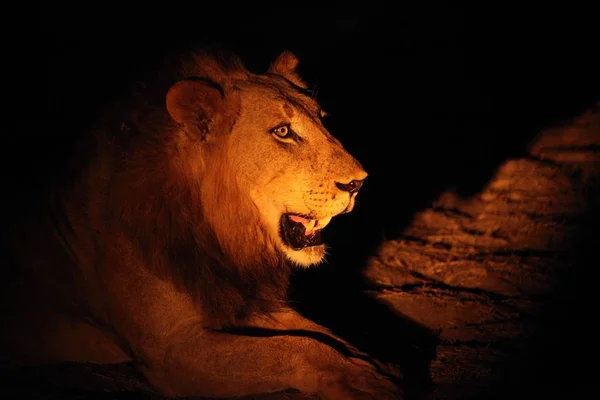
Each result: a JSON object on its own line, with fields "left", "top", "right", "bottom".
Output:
{"left": 25, "top": 2, "right": 599, "bottom": 235}
{"left": 3, "top": 2, "right": 599, "bottom": 398}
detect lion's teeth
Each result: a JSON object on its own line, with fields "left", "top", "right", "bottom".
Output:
{"left": 316, "top": 217, "right": 332, "bottom": 230}
{"left": 302, "top": 219, "right": 316, "bottom": 233}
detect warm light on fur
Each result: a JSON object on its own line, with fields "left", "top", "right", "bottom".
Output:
{"left": 0, "top": 49, "right": 400, "bottom": 399}
{"left": 164, "top": 50, "right": 368, "bottom": 268}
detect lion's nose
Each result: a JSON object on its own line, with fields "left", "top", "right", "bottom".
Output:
{"left": 335, "top": 178, "right": 365, "bottom": 194}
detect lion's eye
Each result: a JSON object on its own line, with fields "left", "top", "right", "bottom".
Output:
{"left": 272, "top": 125, "right": 292, "bottom": 139}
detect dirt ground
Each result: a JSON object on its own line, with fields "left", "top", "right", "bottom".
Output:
{"left": 363, "top": 105, "right": 600, "bottom": 399}
{"left": 1, "top": 106, "right": 598, "bottom": 399}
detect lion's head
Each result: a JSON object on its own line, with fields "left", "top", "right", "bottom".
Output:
{"left": 98, "top": 49, "right": 368, "bottom": 325}
{"left": 162, "top": 50, "right": 367, "bottom": 267}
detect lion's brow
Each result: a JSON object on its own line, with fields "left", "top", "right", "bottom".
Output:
{"left": 295, "top": 85, "right": 316, "bottom": 99}
{"left": 278, "top": 94, "right": 321, "bottom": 124}
{"left": 278, "top": 87, "right": 321, "bottom": 117}
{"left": 259, "top": 76, "right": 317, "bottom": 104}
{"left": 253, "top": 77, "right": 321, "bottom": 121}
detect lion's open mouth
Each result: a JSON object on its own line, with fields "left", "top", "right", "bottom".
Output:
{"left": 279, "top": 214, "right": 333, "bottom": 250}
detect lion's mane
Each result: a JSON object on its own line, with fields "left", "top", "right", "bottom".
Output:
{"left": 73, "top": 50, "right": 293, "bottom": 329}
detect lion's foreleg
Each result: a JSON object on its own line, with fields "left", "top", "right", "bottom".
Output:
{"left": 101, "top": 242, "right": 400, "bottom": 399}
{"left": 146, "top": 327, "right": 329, "bottom": 397}
{"left": 144, "top": 324, "right": 401, "bottom": 399}
{"left": 103, "top": 277, "right": 401, "bottom": 399}
{"left": 243, "top": 308, "right": 402, "bottom": 380}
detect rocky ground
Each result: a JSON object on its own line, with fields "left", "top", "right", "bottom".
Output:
{"left": 1, "top": 105, "right": 598, "bottom": 399}
{"left": 362, "top": 105, "right": 600, "bottom": 399}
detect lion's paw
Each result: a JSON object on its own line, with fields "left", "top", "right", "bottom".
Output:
{"left": 315, "top": 357, "right": 403, "bottom": 400}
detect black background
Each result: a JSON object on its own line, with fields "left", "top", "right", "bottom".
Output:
{"left": 28, "top": 2, "right": 600, "bottom": 232}
{"left": 28, "top": 2, "right": 599, "bottom": 251}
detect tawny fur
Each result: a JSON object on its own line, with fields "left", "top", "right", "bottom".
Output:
{"left": 0, "top": 49, "right": 401, "bottom": 399}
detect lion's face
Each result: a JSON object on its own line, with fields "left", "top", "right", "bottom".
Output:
{"left": 227, "top": 81, "right": 367, "bottom": 267}
{"left": 167, "top": 51, "right": 367, "bottom": 267}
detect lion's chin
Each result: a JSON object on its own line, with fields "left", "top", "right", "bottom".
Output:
{"left": 282, "top": 244, "right": 326, "bottom": 267}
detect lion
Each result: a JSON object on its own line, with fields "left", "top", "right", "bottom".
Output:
{"left": 0, "top": 48, "right": 401, "bottom": 399}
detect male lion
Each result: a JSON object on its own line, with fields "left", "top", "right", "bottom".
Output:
{"left": 0, "top": 49, "right": 401, "bottom": 399}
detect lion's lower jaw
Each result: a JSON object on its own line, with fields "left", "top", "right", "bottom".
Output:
{"left": 283, "top": 244, "right": 326, "bottom": 268}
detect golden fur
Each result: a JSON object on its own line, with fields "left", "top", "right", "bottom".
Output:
{"left": 0, "top": 49, "right": 400, "bottom": 399}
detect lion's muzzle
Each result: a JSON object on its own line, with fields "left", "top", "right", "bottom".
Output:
{"left": 334, "top": 178, "right": 365, "bottom": 194}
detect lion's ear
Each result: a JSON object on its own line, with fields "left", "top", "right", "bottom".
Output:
{"left": 166, "top": 78, "right": 228, "bottom": 140}
{"left": 268, "top": 50, "right": 307, "bottom": 88}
